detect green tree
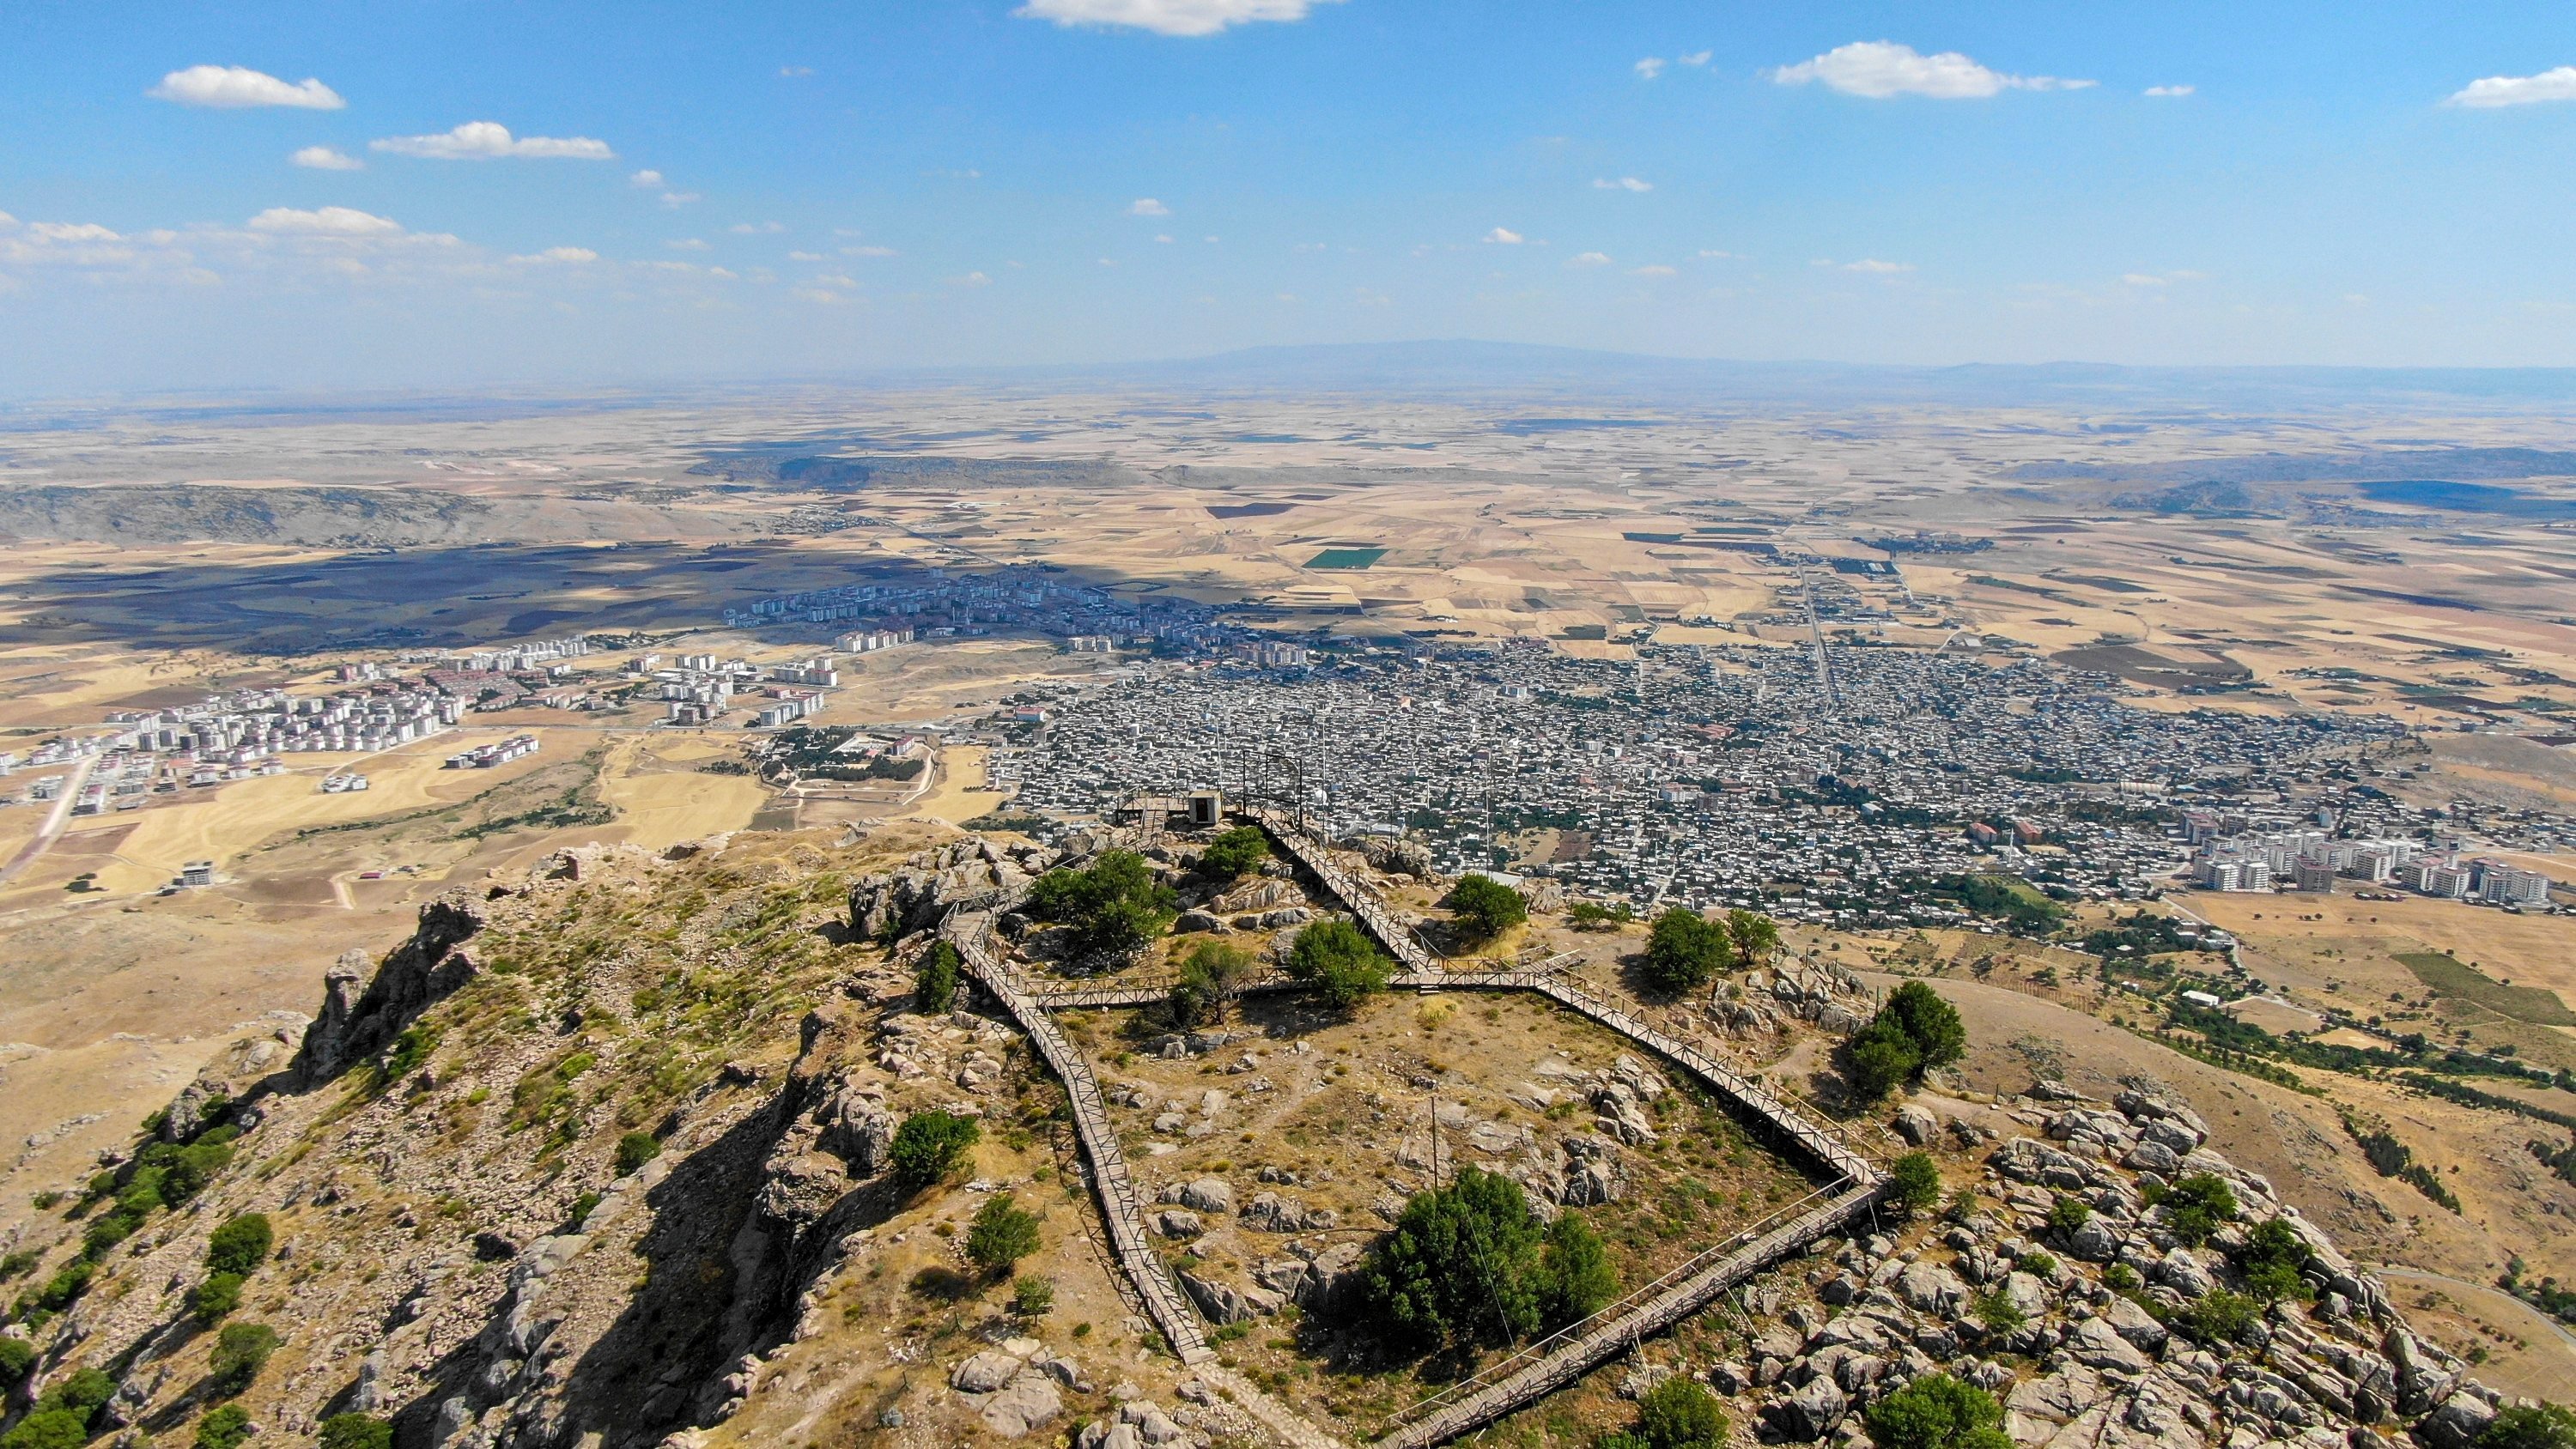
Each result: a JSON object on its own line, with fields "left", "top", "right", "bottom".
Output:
{"left": 2480, "top": 1404, "right": 2576, "bottom": 1449}
{"left": 1723, "top": 909, "right": 1781, "bottom": 969}
{"left": 1633, "top": 1378, "right": 1731, "bottom": 1449}
{"left": 2046, "top": 1195, "right": 2092, "bottom": 1238}
{"left": 1285, "top": 918, "right": 1393, "bottom": 1012}
{"left": 1029, "top": 850, "right": 1179, "bottom": 957}
{"left": 1197, "top": 827, "right": 1271, "bottom": 882}
{"left": 914, "top": 939, "right": 963, "bottom": 1014}
{"left": 1568, "top": 901, "right": 1635, "bottom": 931}
{"left": 190, "top": 1270, "right": 245, "bottom": 1325}
{"left": 2172, "top": 1288, "right": 2257, "bottom": 1344}
{"left": 208, "top": 1321, "right": 279, "bottom": 1396}
{"left": 889, "top": 1110, "right": 982, "bottom": 1188}
{"left": 1640, "top": 909, "right": 1727, "bottom": 993}
{"left": 966, "top": 1192, "right": 1043, "bottom": 1276}
{"left": 2232, "top": 1216, "right": 2314, "bottom": 1303}
{"left": 0, "top": 1337, "right": 33, "bottom": 1383}
{"left": 1844, "top": 1026, "right": 1921, "bottom": 1102}
{"left": 1169, "top": 940, "right": 1256, "bottom": 1029}
{"left": 1010, "top": 1275, "right": 1056, "bottom": 1318}
{"left": 1, "top": 1411, "right": 93, "bottom": 1449}
{"left": 194, "top": 1404, "right": 253, "bottom": 1449}
{"left": 1889, "top": 1153, "right": 1943, "bottom": 1213}
{"left": 1883, "top": 983, "right": 1968, "bottom": 1072}
{"left": 1864, "top": 1373, "right": 2012, "bottom": 1449}
{"left": 1540, "top": 1213, "right": 1619, "bottom": 1323}
{"left": 1448, "top": 874, "right": 1528, "bottom": 944}
{"left": 1363, "top": 1167, "right": 1550, "bottom": 1349}
{"left": 33, "top": 1367, "right": 112, "bottom": 1423}
{"left": 319, "top": 1415, "right": 395, "bottom": 1449}
{"left": 205, "top": 1213, "right": 273, "bottom": 1276}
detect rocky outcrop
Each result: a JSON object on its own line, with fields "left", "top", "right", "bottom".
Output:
{"left": 289, "top": 890, "right": 489, "bottom": 1087}
{"left": 848, "top": 839, "right": 1039, "bottom": 941}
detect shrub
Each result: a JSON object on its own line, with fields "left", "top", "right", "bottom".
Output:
{"left": 1969, "top": 1289, "right": 2025, "bottom": 1332}
{"left": 1447, "top": 874, "right": 1528, "bottom": 944}
{"left": 966, "top": 1193, "right": 1042, "bottom": 1276}
{"left": 2233, "top": 1216, "right": 2315, "bottom": 1303}
{"left": 1169, "top": 940, "right": 1256, "bottom": 1030}
{"left": 1844, "top": 1026, "right": 1920, "bottom": 1103}
{"left": 205, "top": 1213, "right": 274, "bottom": 1276}
{"left": 208, "top": 1321, "right": 280, "bottom": 1396}
{"left": 385, "top": 1024, "right": 440, "bottom": 1081}
{"left": 2047, "top": 1194, "right": 2092, "bottom": 1238}
{"left": 1568, "top": 901, "right": 1635, "bottom": 931}
{"left": 1722, "top": 909, "right": 1780, "bottom": 969}
{"left": 1633, "top": 1378, "right": 1730, "bottom": 1449}
{"left": 1, "top": 1410, "right": 93, "bottom": 1449}
{"left": 194, "top": 1404, "right": 253, "bottom": 1449}
{"left": 190, "top": 1270, "right": 246, "bottom": 1324}
{"left": 1845, "top": 983, "right": 1967, "bottom": 1100}
{"left": 1364, "top": 1167, "right": 1549, "bottom": 1349}
{"left": 0, "top": 1337, "right": 33, "bottom": 1382}
{"left": 1864, "top": 1373, "right": 2011, "bottom": 1449}
{"left": 2158, "top": 1173, "right": 2238, "bottom": 1246}
{"left": 1285, "top": 919, "right": 1393, "bottom": 1012}
{"left": 614, "top": 1131, "right": 663, "bottom": 1176}
{"left": 1540, "top": 1212, "right": 1619, "bottom": 1324}
{"left": 1011, "top": 1275, "right": 1057, "bottom": 1318}
{"left": 1889, "top": 1153, "right": 1942, "bottom": 1213}
{"left": 2173, "top": 1287, "right": 2257, "bottom": 1344}
{"left": 28, "top": 1258, "right": 94, "bottom": 1313}
{"left": 319, "top": 1415, "right": 395, "bottom": 1449}
{"left": 889, "top": 1110, "right": 981, "bottom": 1188}
{"left": 2481, "top": 1404, "right": 2576, "bottom": 1449}
{"left": 914, "top": 939, "right": 963, "bottom": 1014}
{"left": 2103, "top": 1263, "right": 2142, "bottom": 1292}
{"left": 2019, "top": 1250, "right": 2059, "bottom": 1280}
{"left": 1197, "top": 827, "right": 1271, "bottom": 882}
{"left": 1640, "top": 910, "right": 1727, "bottom": 992}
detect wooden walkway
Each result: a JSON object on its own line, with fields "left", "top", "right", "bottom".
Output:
{"left": 941, "top": 814, "right": 1888, "bottom": 1449}
{"left": 942, "top": 912, "right": 1215, "bottom": 1367}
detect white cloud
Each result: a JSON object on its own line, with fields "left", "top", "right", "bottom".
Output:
{"left": 150, "top": 64, "right": 343, "bottom": 110}
{"left": 629, "top": 169, "right": 665, "bottom": 187}
{"left": 1129, "top": 197, "right": 1171, "bottom": 215}
{"left": 1014, "top": 0, "right": 1340, "bottom": 37}
{"left": 289, "top": 145, "right": 363, "bottom": 172}
{"left": 1154, "top": 233, "right": 1175, "bottom": 243}
{"left": 1842, "top": 258, "right": 1914, "bottom": 273}
{"left": 660, "top": 191, "right": 701, "bottom": 207}
{"left": 371, "top": 121, "right": 615, "bottom": 161}
{"left": 1630, "top": 264, "right": 1677, "bottom": 277}
{"left": 2343, "top": 293, "right": 2371, "bottom": 306}
{"left": 842, "top": 245, "right": 898, "bottom": 258}
{"left": 781, "top": 65, "right": 815, "bottom": 77}
{"left": 730, "top": 221, "right": 786, "bottom": 234}
{"left": 788, "top": 250, "right": 824, "bottom": 261}
{"left": 1769, "top": 41, "right": 2090, "bottom": 99}
{"left": 2143, "top": 84, "right": 2195, "bottom": 97}
{"left": 1483, "top": 227, "right": 1524, "bottom": 245}
{"left": 1698, "top": 249, "right": 1740, "bottom": 259}
{"left": 247, "top": 206, "right": 402, "bottom": 236}
{"left": 1678, "top": 51, "right": 1711, "bottom": 67}
{"left": 509, "top": 246, "right": 598, "bottom": 264}
{"left": 2121, "top": 269, "right": 2205, "bottom": 287}
{"left": 1568, "top": 251, "right": 1613, "bottom": 267}
{"left": 2446, "top": 66, "right": 2576, "bottom": 107}
{"left": 1592, "top": 176, "right": 1653, "bottom": 192}
{"left": 27, "top": 221, "right": 124, "bottom": 243}
{"left": 1634, "top": 58, "right": 1667, "bottom": 80}
{"left": 950, "top": 270, "right": 993, "bottom": 287}
{"left": 1098, "top": 257, "right": 1118, "bottom": 266}
{"left": 666, "top": 238, "right": 710, "bottom": 252}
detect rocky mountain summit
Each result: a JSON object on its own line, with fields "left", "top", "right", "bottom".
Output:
{"left": 0, "top": 822, "right": 2539, "bottom": 1449}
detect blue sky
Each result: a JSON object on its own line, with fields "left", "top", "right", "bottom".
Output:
{"left": 3, "top": 1, "right": 2573, "bottom": 393}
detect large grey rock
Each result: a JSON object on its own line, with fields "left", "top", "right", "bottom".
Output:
{"left": 1178, "top": 1270, "right": 1262, "bottom": 1325}
{"left": 1898, "top": 1263, "right": 1970, "bottom": 1316}
{"left": 2006, "top": 1366, "right": 2106, "bottom": 1425}
{"left": 1777, "top": 1377, "right": 1848, "bottom": 1440}
{"left": 2097, "top": 1292, "right": 2167, "bottom": 1352}
{"left": 1893, "top": 1105, "right": 1940, "bottom": 1147}
{"left": 2419, "top": 1391, "right": 2498, "bottom": 1449}
{"left": 2066, "top": 1216, "right": 2122, "bottom": 1263}
{"left": 1178, "top": 1178, "right": 1235, "bottom": 1214}
{"left": 2063, "top": 1316, "right": 2153, "bottom": 1373}
{"left": 2121, "top": 1140, "right": 2183, "bottom": 1176}
{"left": 981, "top": 1373, "right": 1065, "bottom": 1437}
{"left": 954, "top": 1351, "right": 1025, "bottom": 1393}
{"left": 2154, "top": 1248, "right": 2215, "bottom": 1299}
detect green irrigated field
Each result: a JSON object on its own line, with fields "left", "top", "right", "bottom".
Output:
{"left": 2398, "top": 950, "right": 2576, "bottom": 1026}
{"left": 1305, "top": 546, "right": 1387, "bottom": 569}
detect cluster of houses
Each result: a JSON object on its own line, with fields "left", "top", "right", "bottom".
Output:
{"left": 2195, "top": 826, "right": 2555, "bottom": 906}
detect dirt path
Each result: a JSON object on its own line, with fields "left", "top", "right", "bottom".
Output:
{"left": 0, "top": 754, "right": 91, "bottom": 887}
